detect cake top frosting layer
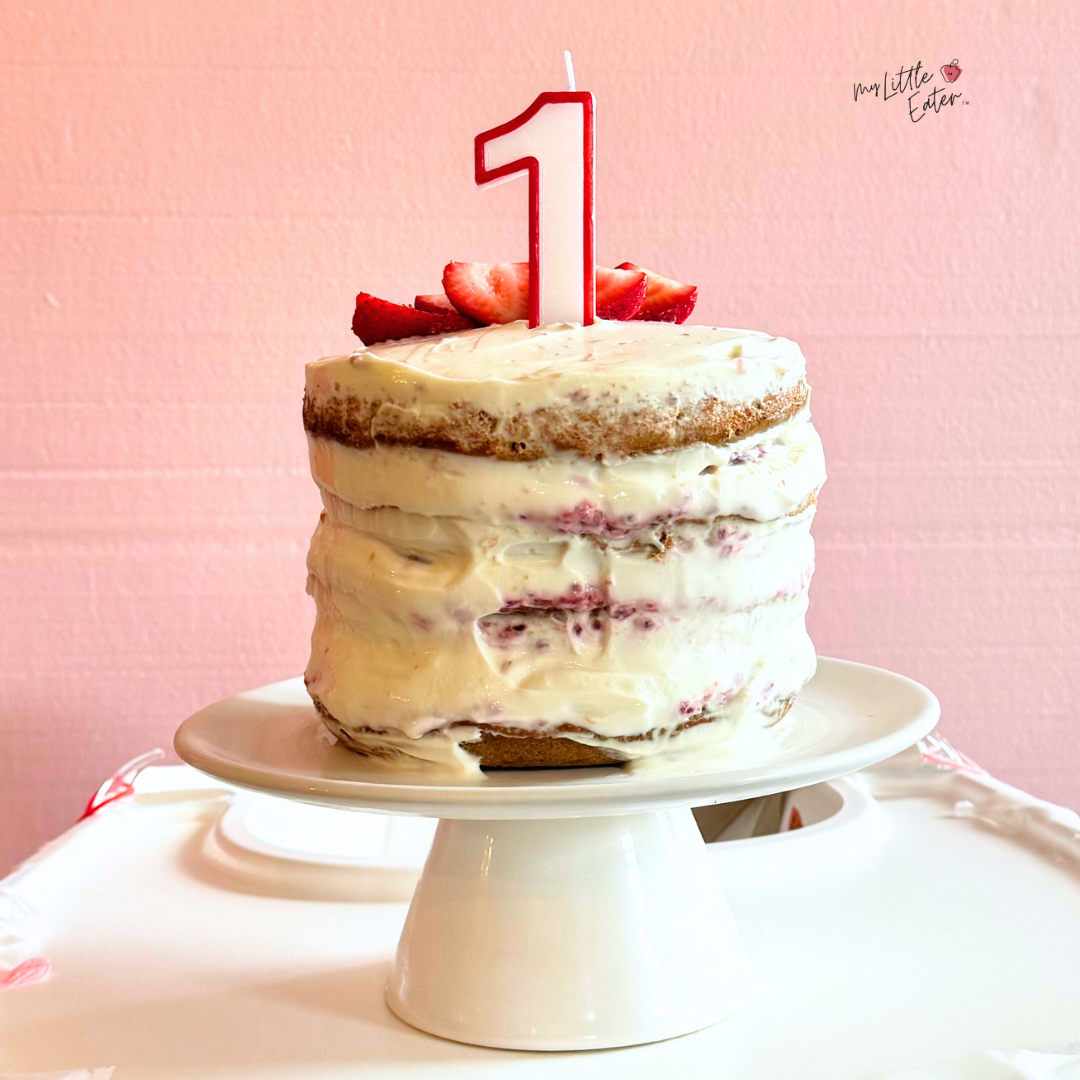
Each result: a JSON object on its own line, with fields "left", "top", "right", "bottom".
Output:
{"left": 308, "top": 319, "right": 806, "bottom": 412}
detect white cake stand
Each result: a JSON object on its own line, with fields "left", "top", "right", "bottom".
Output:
{"left": 174, "top": 657, "right": 938, "bottom": 1052}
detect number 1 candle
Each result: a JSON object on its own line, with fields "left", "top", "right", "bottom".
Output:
{"left": 475, "top": 90, "right": 595, "bottom": 328}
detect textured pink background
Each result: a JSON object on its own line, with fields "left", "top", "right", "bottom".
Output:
{"left": 3, "top": 0, "right": 1078, "bottom": 871}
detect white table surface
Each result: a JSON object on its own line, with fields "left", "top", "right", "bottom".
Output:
{"left": 1, "top": 761, "right": 1079, "bottom": 1079}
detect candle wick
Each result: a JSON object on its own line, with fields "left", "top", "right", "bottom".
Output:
{"left": 563, "top": 50, "right": 576, "bottom": 92}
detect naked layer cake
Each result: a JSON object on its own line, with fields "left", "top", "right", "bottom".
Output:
{"left": 303, "top": 313, "right": 825, "bottom": 774}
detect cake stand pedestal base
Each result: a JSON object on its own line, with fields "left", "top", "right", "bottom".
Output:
{"left": 386, "top": 808, "right": 749, "bottom": 1050}
{"left": 174, "top": 658, "right": 940, "bottom": 1053}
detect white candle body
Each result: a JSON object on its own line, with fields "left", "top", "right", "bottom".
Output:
{"left": 477, "top": 94, "right": 594, "bottom": 326}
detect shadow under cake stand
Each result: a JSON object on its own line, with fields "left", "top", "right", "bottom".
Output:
{"left": 174, "top": 657, "right": 939, "bottom": 1052}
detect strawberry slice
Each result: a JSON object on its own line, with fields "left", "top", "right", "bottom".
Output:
{"left": 616, "top": 262, "right": 697, "bottom": 323}
{"left": 596, "top": 266, "right": 647, "bottom": 320}
{"left": 441, "top": 261, "right": 688, "bottom": 324}
{"left": 352, "top": 293, "right": 474, "bottom": 346}
{"left": 414, "top": 293, "right": 469, "bottom": 318}
{"left": 443, "top": 262, "right": 530, "bottom": 325}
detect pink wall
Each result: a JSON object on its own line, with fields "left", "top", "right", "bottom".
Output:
{"left": 3, "top": 0, "right": 1078, "bottom": 871}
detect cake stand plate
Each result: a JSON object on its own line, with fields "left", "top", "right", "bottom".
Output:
{"left": 175, "top": 657, "right": 939, "bottom": 1052}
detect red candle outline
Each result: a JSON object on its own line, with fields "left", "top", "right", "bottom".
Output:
{"left": 475, "top": 91, "right": 595, "bottom": 328}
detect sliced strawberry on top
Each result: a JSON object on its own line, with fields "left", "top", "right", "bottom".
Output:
{"left": 595, "top": 266, "right": 647, "bottom": 320}
{"left": 443, "top": 262, "right": 529, "bottom": 325}
{"left": 414, "top": 293, "right": 469, "bottom": 318}
{"left": 616, "top": 262, "right": 698, "bottom": 324}
{"left": 352, "top": 293, "right": 474, "bottom": 346}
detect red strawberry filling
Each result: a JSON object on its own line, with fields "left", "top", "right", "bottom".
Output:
{"left": 477, "top": 606, "right": 664, "bottom": 653}
{"left": 520, "top": 501, "right": 685, "bottom": 540}
{"left": 499, "top": 583, "right": 608, "bottom": 613}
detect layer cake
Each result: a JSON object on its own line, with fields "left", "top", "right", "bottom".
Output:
{"left": 303, "top": 319, "right": 825, "bottom": 774}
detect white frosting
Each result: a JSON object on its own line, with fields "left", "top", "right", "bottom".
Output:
{"left": 304, "top": 320, "right": 823, "bottom": 775}
{"left": 306, "top": 319, "right": 807, "bottom": 417}
{"left": 308, "top": 576, "right": 815, "bottom": 738}
{"left": 309, "top": 412, "right": 824, "bottom": 528}
{"left": 317, "top": 635, "right": 816, "bottom": 779}
{"left": 308, "top": 500, "right": 816, "bottom": 629}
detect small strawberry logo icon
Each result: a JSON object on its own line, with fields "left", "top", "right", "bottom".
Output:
{"left": 941, "top": 59, "right": 962, "bottom": 83}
